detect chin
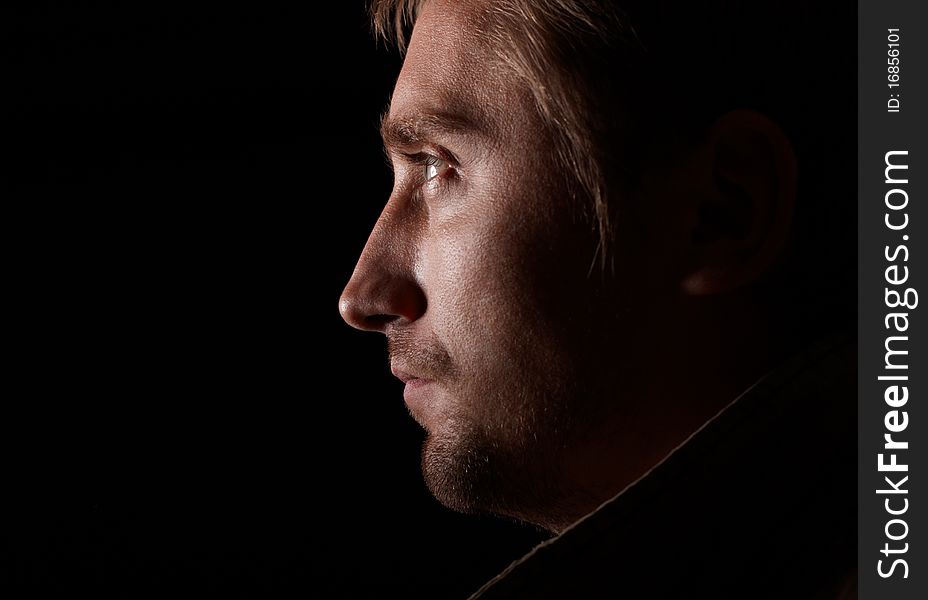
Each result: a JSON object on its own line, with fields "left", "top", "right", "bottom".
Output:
{"left": 419, "top": 424, "right": 494, "bottom": 515}
{"left": 419, "top": 415, "right": 542, "bottom": 518}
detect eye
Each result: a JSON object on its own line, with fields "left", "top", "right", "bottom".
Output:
{"left": 423, "top": 154, "right": 451, "bottom": 182}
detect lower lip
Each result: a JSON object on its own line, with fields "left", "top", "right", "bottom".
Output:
{"left": 403, "top": 379, "right": 433, "bottom": 408}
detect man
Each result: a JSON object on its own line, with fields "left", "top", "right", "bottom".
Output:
{"left": 339, "top": 0, "right": 856, "bottom": 597}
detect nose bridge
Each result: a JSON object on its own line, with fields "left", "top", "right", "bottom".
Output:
{"left": 356, "top": 199, "right": 419, "bottom": 286}
{"left": 369, "top": 202, "right": 414, "bottom": 266}
{"left": 339, "top": 199, "right": 425, "bottom": 331}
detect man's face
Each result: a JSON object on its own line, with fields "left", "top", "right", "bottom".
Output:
{"left": 340, "top": 0, "right": 679, "bottom": 529}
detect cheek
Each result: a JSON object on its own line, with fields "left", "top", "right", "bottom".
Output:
{"left": 419, "top": 220, "right": 521, "bottom": 366}
{"left": 419, "top": 197, "right": 592, "bottom": 382}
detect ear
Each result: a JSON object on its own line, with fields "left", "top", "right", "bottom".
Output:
{"left": 681, "top": 109, "right": 797, "bottom": 296}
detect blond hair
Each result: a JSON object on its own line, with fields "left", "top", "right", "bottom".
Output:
{"left": 371, "top": 0, "right": 644, "bottom": 268}
{"left": 369, "top": 0, "right": 857, "bottom": 319}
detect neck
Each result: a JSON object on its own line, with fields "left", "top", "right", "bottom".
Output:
{"left": 548, "top": 294, "right": 777, "bottom": 533}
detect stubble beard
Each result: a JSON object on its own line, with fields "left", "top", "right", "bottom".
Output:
{"left": 389, "top": 325, "right": 609, "bottom": 531}
{"left": 418, "top": 376, "right": 597, "bottom": 531}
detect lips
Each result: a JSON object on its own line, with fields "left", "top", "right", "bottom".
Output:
{"left": 391, "top": 362, "right": 438, "bottom": 383}
{"left": 391, "top": 366, "right": 421, "bottom": 385}
{"left": 391, "top": 364, "right": 436, "bottom": 423}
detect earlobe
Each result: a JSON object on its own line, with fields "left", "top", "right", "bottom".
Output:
{"left": 681, "top": 109, "right": 797, "bottom": 296}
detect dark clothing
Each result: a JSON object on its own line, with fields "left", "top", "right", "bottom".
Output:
{"left": 471, "top": 335, "right": 857, "bottom": 599}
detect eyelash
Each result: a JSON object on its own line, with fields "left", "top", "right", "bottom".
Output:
{"left": 403, "top": 150, "right": 456, "bottom": 184}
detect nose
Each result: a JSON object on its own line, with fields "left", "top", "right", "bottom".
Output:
{"left": 339, "top": 217, "right": 426, "bottom": 333}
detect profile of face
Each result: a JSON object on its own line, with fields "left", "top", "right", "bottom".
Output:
{"left": 340, "top": 0, "right": 796, "bottom": 532}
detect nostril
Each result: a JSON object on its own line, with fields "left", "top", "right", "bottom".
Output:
{"left": 339, "top": 274, "right": 426, "bottom": 332}
{"left": 339, "top": 293, "right": 399, "bottom": 332}
{"left": 364, "top": 314, "right": 398, "bottom": 329}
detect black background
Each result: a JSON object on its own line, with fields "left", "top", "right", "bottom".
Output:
{"left": 4, "top": 2, "right": 544, "bottom": 597}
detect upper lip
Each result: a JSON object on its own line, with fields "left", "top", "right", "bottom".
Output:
{"left": 391, "top": 365, "right": 428, "bottom": 384}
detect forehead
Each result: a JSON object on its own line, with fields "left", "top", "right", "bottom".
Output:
{"left": 387, "top": 0, "right": 523, "bottom": 133}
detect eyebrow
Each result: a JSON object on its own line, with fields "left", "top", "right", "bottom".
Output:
{"left": 380, "top": 109, "right": 479, "bottom": 152}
